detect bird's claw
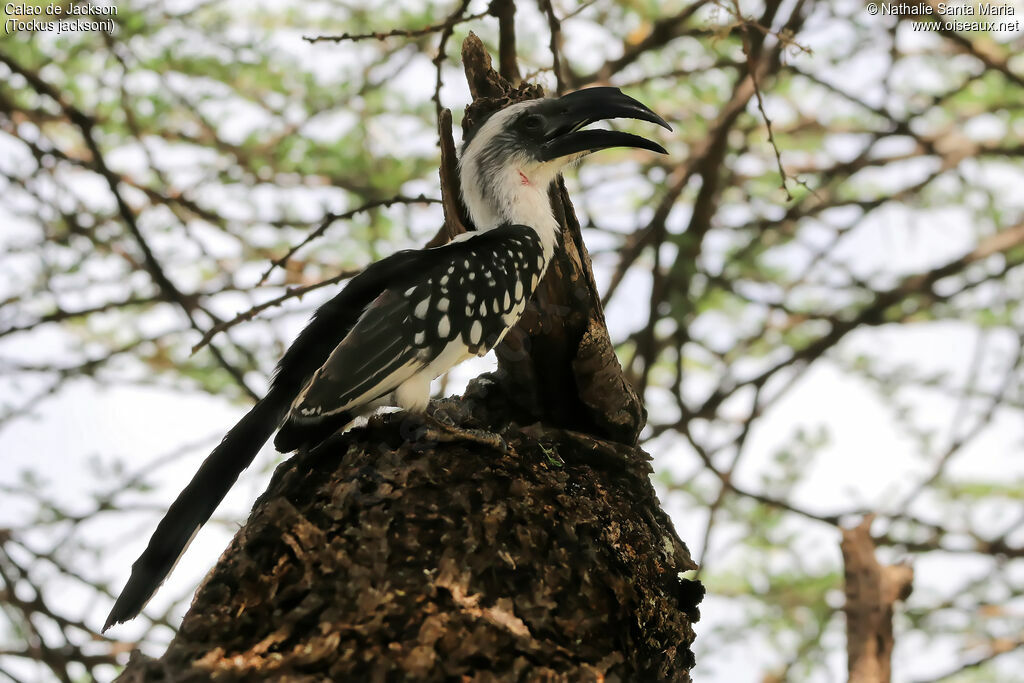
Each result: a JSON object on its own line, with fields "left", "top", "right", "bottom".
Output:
{"left": 418, "top": 413, "right": 513, "bottom": 455}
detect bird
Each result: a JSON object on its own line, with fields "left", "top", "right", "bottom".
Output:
{"left": 102, "top": 86, "right": 670, "bottom": 632}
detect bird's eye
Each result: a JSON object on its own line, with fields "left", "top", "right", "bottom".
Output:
{"left": 521, "top": 115, "right": 543, "bottom": 131}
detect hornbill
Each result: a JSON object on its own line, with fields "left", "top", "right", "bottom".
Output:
{"left": 102, "top": 87, "right": 670, "bottom": 632}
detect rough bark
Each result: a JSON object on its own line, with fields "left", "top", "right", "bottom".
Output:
{"left": 118, "top": 387, "right": 701, "bottom": 682}
{"left": 117, "top": 35, "right": 701, "bottom": 682}
{"left": 842, "top": 517, "right": 914, "bottom": 683}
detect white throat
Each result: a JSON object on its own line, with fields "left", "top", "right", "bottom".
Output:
{"left": 462, "top": 161, "right": 561, "bottom": 261}
{"left": 458, "top": 104, "right": 563, "bottom": 263}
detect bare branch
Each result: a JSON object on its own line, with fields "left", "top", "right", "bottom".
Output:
{"left": 489, "top": 0, "right": 520, "bottom": 83}
{"left": 304, "top": 10, "right": 488, "bottom": 44}
{"left": 191, "top": 269, "right": 362, "bottom": 355}
{"left": 256, "top": 194, "right": 439, "bottom": 286}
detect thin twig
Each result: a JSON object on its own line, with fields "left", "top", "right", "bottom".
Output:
{"left": 732, "top": 0, "right": 793, "bottom": 200}
{"left": 432, "top": 0, "right": 475, "bottom": 121}
{"left": 256, "top": 194, "right": 438, "bottom": 286}
{"left": 191, "top": 268, "right": 363, "bottom": 354}
{"left": 304, "top": 11, "right": 487, "bottom": 44}
{"left": 538, "top": 0, "right": 565, "bottom": 94}
{"left": 491, "top": 0, "right": 520, "bottom": 83}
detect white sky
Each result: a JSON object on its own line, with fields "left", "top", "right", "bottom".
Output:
{"left": 1, "top": 0, "right": 1023, "bottom": 681}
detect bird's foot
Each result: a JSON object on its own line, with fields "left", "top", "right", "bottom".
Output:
{"left": 418, "top": 411, "right": 513, "bottom": 455}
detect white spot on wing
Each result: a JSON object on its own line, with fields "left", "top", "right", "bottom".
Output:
{"left": 470, "top": 320, "right": 482, "bottom": 345}
{"left": 414, "top": 298, "right": 429, "bottom": 319}
{"left": 439, "top": 315, "right": 450, "bottom": 337}
{"left": 437, "top": 297, "right": 449, "bottom": 312}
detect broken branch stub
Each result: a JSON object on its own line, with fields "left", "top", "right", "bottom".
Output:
{"left": 426, "top": 108, "right": 470, "bottom": 248}
{"left": 842, "top": 517, "right": 914, "bottom": 683}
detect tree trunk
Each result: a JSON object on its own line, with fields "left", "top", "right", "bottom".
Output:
{"left": 117, "top": 35, "right": 702, "bottom": 682}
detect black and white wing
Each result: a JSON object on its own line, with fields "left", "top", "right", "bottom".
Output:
{"left": 290, "top": 289, "right": 425, "bottom": 421}
{"left": 275, "top": 223, "right": 548, "bottom": 447}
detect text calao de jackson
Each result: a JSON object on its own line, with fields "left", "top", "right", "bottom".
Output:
{"left": 5, "top": 2, "right": 117, "bottom": 15}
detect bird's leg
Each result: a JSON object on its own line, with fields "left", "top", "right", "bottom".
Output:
{"left": 415, "top": 403, "right": 512, "bottom": 455}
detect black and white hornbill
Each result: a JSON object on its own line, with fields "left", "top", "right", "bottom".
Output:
{"left": 102, "top": 87, "right": 670, "bottom": 631}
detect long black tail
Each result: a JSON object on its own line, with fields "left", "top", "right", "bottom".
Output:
{"left": 102, "top": 388, "right": 290, "bottom": 631}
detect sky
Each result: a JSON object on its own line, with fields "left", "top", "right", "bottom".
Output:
{"left": 1, "top": 0, "right": 1023, "bottom": 680}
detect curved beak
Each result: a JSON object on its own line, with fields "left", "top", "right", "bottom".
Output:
{"left": 538, "top": 87, "right": 672, "bottom": 162}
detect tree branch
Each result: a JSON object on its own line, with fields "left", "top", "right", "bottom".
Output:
{"left": 842, "top": 517, "right": 913, "bottom": 683}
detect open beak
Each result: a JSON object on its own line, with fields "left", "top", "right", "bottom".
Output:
{"left": 538, "top": 87, "right": 672, "bottom": 162}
